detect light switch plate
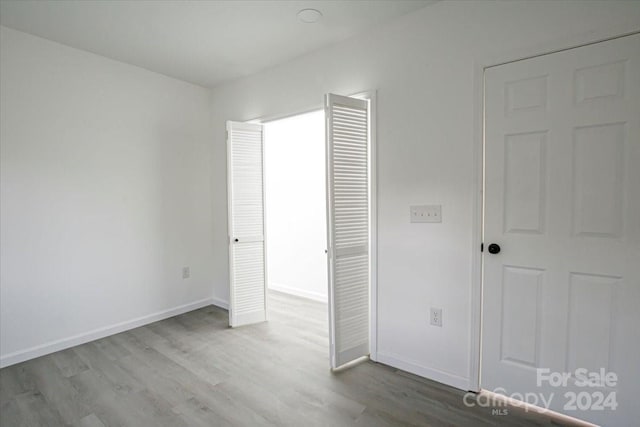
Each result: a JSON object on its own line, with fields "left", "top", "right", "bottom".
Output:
{"left": 410, "top": 205, "right": 442, "bottom": 223}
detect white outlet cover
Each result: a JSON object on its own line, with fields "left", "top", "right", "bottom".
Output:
{"left": 430, "top": 307, "right": 442, "bottom": 327}
{"left": 410, "top": 205, "right": 442, "bottom": 223}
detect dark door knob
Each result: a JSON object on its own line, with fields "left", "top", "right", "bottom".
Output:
{"left": 488, "top": 243, "right": 501, "bottom": 254}
{"left": 234, "top": 238, "right": 239, "bottom": 242}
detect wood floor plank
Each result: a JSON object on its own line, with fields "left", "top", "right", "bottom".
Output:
{"left": 14, "top": 390, "right": 67, "bottom": 427}
{"left": 76, "top": 413, "right": 107, "bottom": 427}
{"left": 72, "top": 343, "right": 145, "bottom": 395}
{"left": 0, "top": 363, "right": 36, "bottom": 404}
{"left": 0, "top": 399, "right": 22, "bottom": 427}
{"left": 171, "top": 397, "right": 234, "bottom": 427}
{"left": 24, "top": 356, "right": 93, "bottom": 424}
{"left": 50, "top": 348, "right": 90, "bottom": 378}
{"left": 0, "top": 291, "right": 574, "bottom": 426}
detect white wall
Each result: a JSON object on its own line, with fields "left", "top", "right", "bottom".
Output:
{"left": 264, "top": 111, "right": 327, "bottom": 302}
{"left": 0, "top": 26, "right": 215, "bottom": 367}
{"left": 209, "top": 0, "right": 640, "bottom": 391}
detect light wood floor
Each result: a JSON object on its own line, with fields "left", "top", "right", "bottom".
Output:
{"left": 1, "top": 291, "right": 575, "bottom": 426}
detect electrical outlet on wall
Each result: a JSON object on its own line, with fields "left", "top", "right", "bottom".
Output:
{"left": 182, "top": 267, "right": 190, "bottom": 279}
{"left": 430, "top": 307, "right": 442, "bottom": 327}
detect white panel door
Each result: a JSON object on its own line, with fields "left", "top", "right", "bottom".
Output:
{"left": 326, "top": 94, "right": 370, "bottom": 368}
{"left": 227, "top": 121, "right": 267, "bottom": 327}
{"left": 482, "top": 34, "right": 639, "bottom": 426}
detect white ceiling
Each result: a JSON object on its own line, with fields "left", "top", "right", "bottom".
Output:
{"left": 0, "top": 0, "right": 436, "bottom": 88}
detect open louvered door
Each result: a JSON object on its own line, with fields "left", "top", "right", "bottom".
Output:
{"left": 325, "top": 94, "right": 371, "bottom": 368}
{"left": 227, "top": 121, "right": 267, "bottom": 327}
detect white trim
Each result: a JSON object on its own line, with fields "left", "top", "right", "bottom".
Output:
{"left": 325, "top": 93, "right": 337, "bottom": 368}
{"left": 353, "top": 90, "right": 378, "bottom": 363}
{"left": 268, "top": 282, "right": 327, "bottom": 303}
{"left": 468, "top": 59, "right": 485, "bottom": 393}
{"left": 486, "top": 30, "right": 640, "bottom": 69}
{"left": 226, "top": 121, "right": 235, "bottom": 325}
{"left": 261, "top": 120, "right": 269, "bottom": 323}
{"left": 248, "top": 104, "right": 324, "bottom": 124}
{"left": 211, "top": 296, "right": 229, "bottom": 310}
{"left": 370, "top": 91, "right": 379, "bottom": 362}
{"left": 377, "top": 352, "right": 470, "bottom": 391}
{"left": 478, "top": 28, "right": 640, "bottom": 73}
{"left": 470, "top": 27, "right": 640, "bottom": 394}
{"left": 0, "top": 297, "right": 216, "bottom": 368}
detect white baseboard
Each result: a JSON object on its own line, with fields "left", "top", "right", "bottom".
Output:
{"left": 268, "top": 282, "right": 327, "bottom": 303}
{"left": 211, "top": 296, "right": 229, "bottom": 310}
{"left": 0, "top": 297, "right": 219, "bottom": 369}
{"left": 376, "top": 352, "right": 470, "bottom": 391}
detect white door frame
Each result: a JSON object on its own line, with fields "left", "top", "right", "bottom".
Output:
{"left": 245, "top": 90, "right": 378, "bottom": 362}
{"left": 469, "top": 29, "right": 640, "bottom": 392}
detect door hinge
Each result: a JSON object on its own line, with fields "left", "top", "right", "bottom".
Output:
{"left": 481, "top": 243, "right": 484, "bottom": 252}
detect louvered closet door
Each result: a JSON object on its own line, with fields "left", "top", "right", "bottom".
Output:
{"left": 326, "top": 94, "right": 370, "bottom": 368}
{"left": 227, "top": 121, "right": 267, "bottom": 327}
